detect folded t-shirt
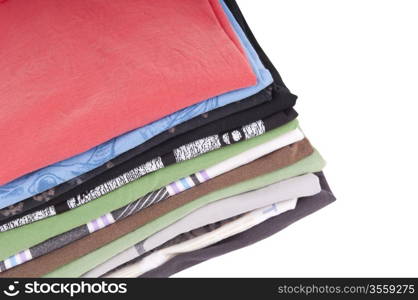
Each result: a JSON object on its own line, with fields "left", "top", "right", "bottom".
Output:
{"left": 84, "top": 173, "right": 320, "bottom": 277}
{"left": 0, "top": 112, "right": 296, "bottom": 231}
{"left": 0, "top": 90, "right": 296, "bottom": 221}
{"left": 0, "top": 122, "right": 300, "bottom": 261}
{"left": 45, "top": 150, "right": 325, "bottom": 278}
{"left": 140, "top": 172, "right": 336, "bottom": 278}
{"left": 0, "top": 127, "right": 303, "bottom": 274}
{"left": 106, "top": 199, "right": 299, "bottom": 278}
{"left": 0, "top": 0, "right": 258, "bottom": 185}
{"left": 0, "top": 136, "right": 314, "bottom": 277}
{"left": 0, "top": 0, "right": 276, "bottom": 207}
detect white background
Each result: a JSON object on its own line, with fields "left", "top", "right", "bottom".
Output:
{"left": 176, "top": 0, "right": 418, "bottom": 277}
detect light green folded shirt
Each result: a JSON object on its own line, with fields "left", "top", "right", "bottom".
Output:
{"left": 0, "top": 120, "right": 299, "bottom": 260}
{"left": 46, "top": 149, "right": 325, "bottom": 277}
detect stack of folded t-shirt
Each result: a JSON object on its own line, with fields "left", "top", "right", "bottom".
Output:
{"left": 0, "top": 0, "right": 335, "bottom": 278}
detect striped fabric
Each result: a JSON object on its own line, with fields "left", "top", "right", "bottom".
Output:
{"left": 3, "top": 250, "right": 32, "bottom": 271}
{"left": 0, "top": 128, "right": 303, "bottom": 273}
{"left": 87, "top": 214, "right": 116, "bottom": 234}
{"left": 166, "top": 171, "right": 209, "bottom": 196}
{"left": 0, "top": 168, "right": 215, "bottom": 273}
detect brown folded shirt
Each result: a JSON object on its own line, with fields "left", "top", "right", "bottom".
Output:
{"left": 3, "top": 138, "right": 313, "bottom": 277}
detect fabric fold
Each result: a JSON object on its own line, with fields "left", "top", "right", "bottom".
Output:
{"left": 0, "top": 110, "right": 297, "bottom": 231}
{"left": 2, "top": 136, "right": 315, "bottom": 277}
{"left": 0, "top": 0, "right": 279, "bottom": 206}
{"left": 0, "top": 110, "right": 296, "bottom": 232}
{"left": 140, "top": 172, "right": 335, "bottom": 278}
{"left": 0, "top": 128, "right": 304, "bottom": 273}
{"left": 0, "top": 0, "right": 335, "bottom": 280}
{"left": 106, "top": 199, "right": 299, "bottom": 278}
{"left": 0, "top": 87, "right": 295, "bottom": 221}
{"left": 0, "top": 120, "right": 298, "bottom": 261}
{"left": 0, "top": 0, "right": 260, "bottom": 185}
{"left": 84, "top": 173, "right": 320, "bottom": 277}
{"left": 44, "top": 149, "right": 324, "bottom": 278}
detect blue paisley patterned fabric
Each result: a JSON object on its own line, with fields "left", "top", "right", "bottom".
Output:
{"left": 0, "top": 0, "right": 273, "bottom": 209}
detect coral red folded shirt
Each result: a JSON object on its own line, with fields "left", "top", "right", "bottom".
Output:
{"left": 0, "top": 0, "right": 256, "bottom": 184}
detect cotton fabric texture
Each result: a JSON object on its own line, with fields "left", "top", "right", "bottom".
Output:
{"left": 1, "top": 137, "right": 316, "bottom": 278}
{"left": 0, "top": 110, "right": 296, "bottom": 230}
{"left": 84, "top": 173, "right": 320, "bottom": 278}
{"left": 0, "top": 87, "right": 297, "bottom": 221}
{"left": 0, "top": 115, "right": 278, "bottom": 231}
{"left": 0, "top": 127, "right": 304, "bottom": 273}
{"left": 106, "top": 200, "right": 299, "bottom": 278}
{"left": 45, "top": 149, "right": 325, "bottom": 278}
{"left": 139, "top": 172, "right": 336, "bottom": 278}
{"left": 0, "top": 121, "right": 298, "bottom": 261}
{"left": 0, "top": 0, "right": 334, "bottom": 280}
{"left": 0, "top": 0, "right": 278, "bottom": 206}
{"left": 0, "top": 0, "right": 262, "bottom": 185}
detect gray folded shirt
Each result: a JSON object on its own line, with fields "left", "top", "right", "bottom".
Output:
{"left": 84, "top": 173, "right": 321, "bottom": 277}
{"left": 140, "top": 171, "right": 335, "bottom": 278}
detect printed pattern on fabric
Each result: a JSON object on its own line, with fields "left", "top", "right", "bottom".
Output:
{"left": 0, "top": 120, "right": 267, "bottom": 232}
{"left": 0, "top": 130, "right": 309, "bottom": 276}
{"left": 0, "top": 0, "right": 274, "bottom": 208}
{"left": 0, "top": 203, "right": 24, "bottom": 217}
{"left": 67, "top": 158, "right": 164, "bottom": 210}
{"left": 0, "top": 207, "right": 57, "bottom": 233}
{"left": 0, "top": 168, "right": 215, "bottom": 273}
{"left": 174, "top": 121, "right": 265, "bottom": 162}
{"left": 0, "top": 86, "right": 275, "bottom": 221}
